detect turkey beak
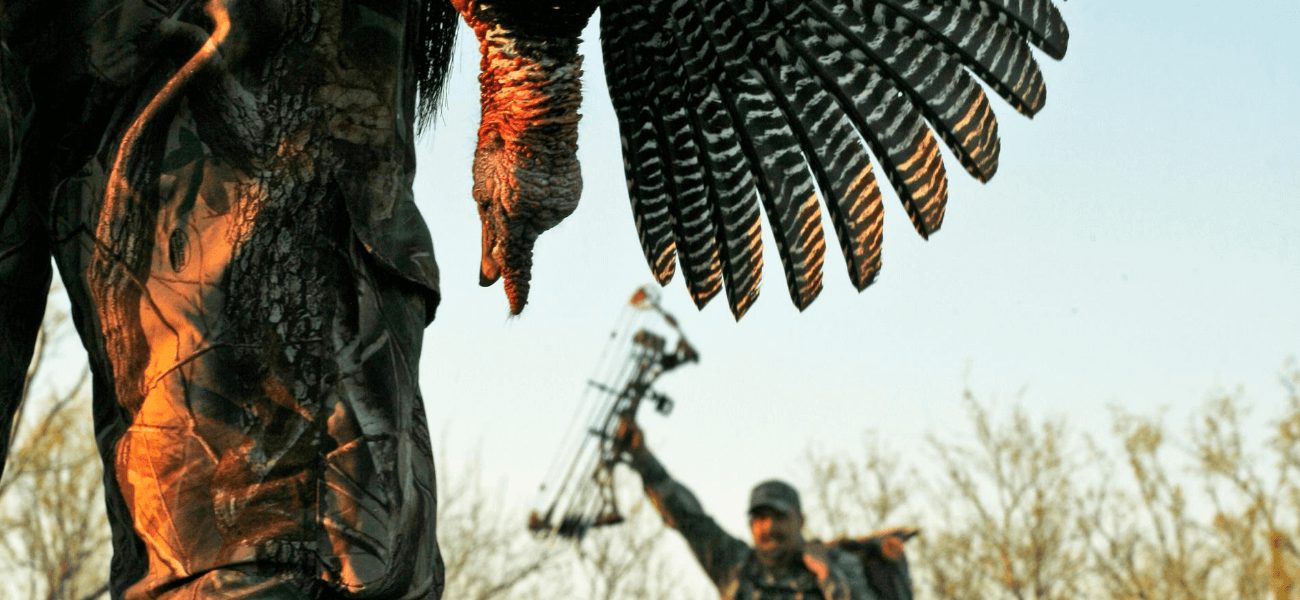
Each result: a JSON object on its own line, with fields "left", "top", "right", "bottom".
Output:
{"left": 456, "top": 1, "right": 595, "bottom": 315}
{"left": 479, "top": 220, "right": 501, "bottom": 286}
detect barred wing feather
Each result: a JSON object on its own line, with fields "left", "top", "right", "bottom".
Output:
{"left": 598, "top": 0, "right": 1068, "bottom": 320}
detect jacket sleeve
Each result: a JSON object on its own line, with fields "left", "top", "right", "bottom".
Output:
{"left": 629, "top": 445, "right": 751, "bottom": 590}
{"left": 0, "top": 43, "right": 50, "bottom": 477}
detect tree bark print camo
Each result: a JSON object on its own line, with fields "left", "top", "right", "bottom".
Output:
{"left": 0, "top": 0, "right": 451, "bottom": 597}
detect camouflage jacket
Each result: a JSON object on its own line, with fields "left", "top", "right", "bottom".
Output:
{"left": 0, "top": 1, "right": 445, "bottom": 598}
{"left": 630, "top": 450, "right": 878, "bottom": 600}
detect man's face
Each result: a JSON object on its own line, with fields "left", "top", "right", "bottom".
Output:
{"left": 749, "top": 506, "right": 804, "bottom": 552}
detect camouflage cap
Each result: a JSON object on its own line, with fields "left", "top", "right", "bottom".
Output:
{"left": 748, "top": 479, "right": 801, "bottom": 516}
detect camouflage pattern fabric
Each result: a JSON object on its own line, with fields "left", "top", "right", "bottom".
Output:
{"left": 630, "top": 450, "right": 878, "bottom": 600}
{"left": 0, "top": 0, "right": 444, "bottom": 598}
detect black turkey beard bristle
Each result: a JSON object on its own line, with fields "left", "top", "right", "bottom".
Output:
{"left": 415, "top": 0, "right": 461, "bottom": 134}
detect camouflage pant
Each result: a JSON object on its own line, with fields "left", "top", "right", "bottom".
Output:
{"left": 0, "top": 0, "right": 447, "bottom": 596}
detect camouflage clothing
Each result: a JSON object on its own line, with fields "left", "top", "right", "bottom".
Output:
{"left": 0, "top": 1, "right": 444, "bottom": 598}
{"left": 630, "top": 451, "right": 878, "bottom": 600}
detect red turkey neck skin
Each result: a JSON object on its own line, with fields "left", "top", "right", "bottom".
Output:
{"left": 456, "top": 2, "right": 593, "bottom": 314}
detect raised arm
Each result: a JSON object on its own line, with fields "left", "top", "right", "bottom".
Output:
{"left": 621, "top": 419, "right": 752, "bottom": 590}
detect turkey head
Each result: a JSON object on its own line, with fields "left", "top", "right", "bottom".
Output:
{"left": 452, "top": 0, "right": 600, "bottom": 314}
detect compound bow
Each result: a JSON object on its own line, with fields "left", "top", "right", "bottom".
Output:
{"left": 528, "top": 286, "right": 698, "bottom": 540}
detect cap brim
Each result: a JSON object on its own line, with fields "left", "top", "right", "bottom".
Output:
{"left": 748, "top": 500, "right": 796, "bottom": 515}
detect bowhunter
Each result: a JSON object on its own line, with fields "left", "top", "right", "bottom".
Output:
{"left": 618, "top": 418, "right": 917, "bottom": 600}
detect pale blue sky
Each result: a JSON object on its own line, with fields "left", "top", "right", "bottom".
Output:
{"left": 415, "top": 1, "right": 1299, "bottom": 539}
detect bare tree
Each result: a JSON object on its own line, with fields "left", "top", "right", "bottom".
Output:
{"left": 436, "top": 440, "right": 568, "bottom": 600}
{"left": 803, "top": 394, "right": 1089, "bottom": 600}
{"left": 1077, "top": 406, "right": 1225, "bottom": 600}
{"left": 919, "top": 393, "right": 1090, "bottom": 600}
{"left": 569, "top": 471, "right": 709, "bottom": 600}
{"left": 436, "top": 451, "right": 705, "bottom": 600}
{"left": 1076, "top": 365, "right": 1300, "bottom": 600}
{"left": 1268, "top": 360, "right": 1300, "bottom": 599}
{"left": 803, "top": 432, "right": 912, "bottom": 540}
{"left": 1190, "top": 394, "right": 1279, "bottom": 598}
{"left": 802, "top": 366, "right": 1300, "bottom": 600}
{"left": 0, "top": 291, "right": 110, "bottom": 600}
{"left": 1184, "top": 366, "right": 1298, "bottom": 599}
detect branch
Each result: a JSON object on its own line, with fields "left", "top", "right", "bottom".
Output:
{"left": 74, "top": 582, "right": 110, "bottom": 600}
